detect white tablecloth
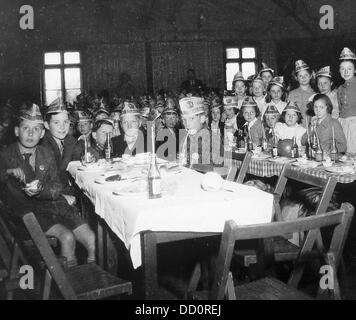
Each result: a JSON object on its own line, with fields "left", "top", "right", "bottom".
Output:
{"left": 67, "top": 161, "right": 274, "bottom": 268}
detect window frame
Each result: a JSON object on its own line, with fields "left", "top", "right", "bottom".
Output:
{"left": 223, "top": 42, "right": 260, "bottom": 90}
{"left": 42, "top": 50, "right": 83, "bottom": 105}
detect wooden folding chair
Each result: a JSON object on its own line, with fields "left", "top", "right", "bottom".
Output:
{"left": 235, "top": 164, "right": 338, "bottom": 268}
{"left": 22, "top": 212, "right": 132, "bottom": 300}
{"left": 226, "top": 151, "right": 253, "bottom": 183}
{"left": 189, "top": 203, "right": 354, "bottom": 300}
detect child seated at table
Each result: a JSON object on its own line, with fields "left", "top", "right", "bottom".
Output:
{"left": 112, "top": 102, "right": 147, "bottom": 158}
{"left": 265, "top": 76, "right": 287, "bottom": 114}
{"left": 274, "top": 102, "right": 306, "bottom": 147}
{"left": 301, "top": 94, "right": 347, "bottom": 155}
{"left": 72, "top": 118, "right": 114, "bottom": 162}
{"left": 0, "top": 104, "right": 95, "bottom": 267}
{"left": 41, "top": 98, "right": 76, "bottom": 197}
{"left": 179, "top": 96, "right": 213, "bottom": 166}
{"left": 262, "top": 104, "right": 280, "bottom": 147}
{"left": 240, "top": 97, "right": 265, "bottom": 147}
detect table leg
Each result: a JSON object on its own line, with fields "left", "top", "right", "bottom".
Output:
{"left": 141, "top": 231, "right": 158, "bottom": 299}
{"left": 97, "top": 219, "right": 105, "bottom": 269}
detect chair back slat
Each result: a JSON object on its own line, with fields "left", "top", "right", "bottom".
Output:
{"left": 210, "top": 203, "right": 354, "bottom": 300}
{"left": 22, "top": 212, "right": 77, "bottom": 300}
{"left": 226, "top": 152, "right": 252, "bottom": 183}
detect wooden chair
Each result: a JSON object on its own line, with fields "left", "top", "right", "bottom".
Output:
{"left": 22, "top": 212, "right": 132, "bottom": 300}
{"left": 190, "top": 152, "right": 252, "bottom": 183}
{"left": 189, "top": 203, "right": 354, "bottom": 300}
{"left": 235, "top": 164, "right": 338, "bottom": 267}
{"left": 225, "top": 151, "right": 253, "bottom": 183}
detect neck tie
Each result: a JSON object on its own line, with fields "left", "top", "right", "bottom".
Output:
{"left": 59, "top": 140, "right": 64, "bottom": 156}
{"left": 23, "top": 153, "right": 32, "bottom": 165}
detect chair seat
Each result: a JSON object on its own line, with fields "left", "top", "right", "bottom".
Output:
{"left": 235, "top": 277, "right": 312, "bottom": 300}
{"left": 65, "top": 263, "right": 132, "bottom": 300}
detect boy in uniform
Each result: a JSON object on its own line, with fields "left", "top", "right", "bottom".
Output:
{"left": 0, "top": 104, "right": 95, "bottom": 266}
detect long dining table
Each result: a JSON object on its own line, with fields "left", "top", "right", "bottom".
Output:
{"left": 67, "top": 157, "right": 274, "bottom": 299}
{"left": 224, "top": 150, "right": 356, "bottom": 184}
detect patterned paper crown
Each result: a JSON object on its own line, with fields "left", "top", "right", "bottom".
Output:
{"left": 252, "top": 75, "right": 264, "bottom": 84}
{"left": 339, "top": 47, "right": 356, "bottom": 60}
{"left": 223, "top": 95, "right": 238, "bottom": 109}
{"left": 241, "top": 96, "right": 257, "bottom": 108}
{"left": 284, "top": 101, "right": 301, "bottom": 113}
{"left": 74, "top": 110, "right": 92, "bottom": 122}
{"left": 232, "top": 72, "right": 245, "bottom": 82}
{"left": 211, "top": 97, "right": 222, "bottom": 110}
{"left": 179, "top": 97, "right": 205, "bottom": 116}
{"left": 264, "top": 104, "right": 280, "bottom": 116}
{"left": 162, "top": 103, "right": 178, "bottom": 115}
{"left": 94, "top": 105, "right": 109, "bottom": 117}
{"left": 121, "top": 101, "right": 140, "bottom": 117}
{"left": 46, "top": 97, "right": 67, "bottom": 114}
{"left": 295, "top": 60, "right": 310, "bottom": 73}
{"left": 316, "top": 66, "right": 332, "bottom": 78}
{"left": 259, "top": 62, "right": 274, "bottom": 76}
{"left": 269, "top": 76, "right": 285, "bottom": 89}
{"left": 19, "top": 104, "right": 44, "bottom": 124}
{"left": 140, "top": 106, "right": 151, "bottom": 118}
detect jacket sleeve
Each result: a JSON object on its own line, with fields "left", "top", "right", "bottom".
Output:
{"left": 37, "top": 155, "right": 63, "bottom": 200}
{"left": 334, "top": 120, "right": 347, "bottom": 153}
{"left": 0, "top": 151, "right": 9, "bottom": 183}
{"left": 71, "top": 140, "right": 84, "bottom": 161}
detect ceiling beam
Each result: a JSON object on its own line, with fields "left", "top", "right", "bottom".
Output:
{"left": 271, "top": 0, "right": 317, "bottom": 38}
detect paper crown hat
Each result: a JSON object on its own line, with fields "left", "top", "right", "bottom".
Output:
{"left": 121, "top": 101, "right": 140, "bottom": 117}
{"left": 140, "top": 106, "right": 151, "bottom": 118}
{"left": 284, "top": 101, "right": 301, "bottom": 113}
{"left": 269, "top": 76, "right": 285, "bottom": 89}
{"left": 339, "top": 47, "right": 356, "bottom": 60}
{"left": 232, "top": 72, "right": 245, "bottom": 82}
{"left": 252, "top": 75, "right": 264, "bottom": 84}
{"left": 75, "top": 110, "right": 92, "bottom": 122}
{"left": 162, "top": 103, "right": 178, "bottom": 115}
{"left": 46, "top": 97, "right": 67, "bottom": 114}
{"left": 19, "top": 104, "right": 44, "bottom": 124}
{"left": 155, "top": 99, "right": 166, "bottom": 109}
{"left": 69, "top": 112, "right": 77, "bottom": 124}
{"left": 258, "top": 62, "right": 274, "bottom": 76}
{"left": 295, "top": 60, "right": 310, "bottom": 73}
{"left": 94, "top": 106, "right": 109, "bottom": 117}
{"left": 211, "top": 97, "right": 222, "bottom": 110}
{"left": 166, "top": 97, "right": 178, "bottom": 109}
{"left": 179, "top": 97, "right": 205, "bottom": 116}
{"left": 223, "top": 95, "right": 238, "bottom": 108}
{"left": 241, "top": 96, "right": 258, "bottom": 108}
{"left": 264, "top": 104, "right": 280, "bottom": 116}
{"left": 316, "top": 66, "right": 332, "bottom": 78}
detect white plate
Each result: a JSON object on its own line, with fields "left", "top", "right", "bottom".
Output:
{"left": 324, "top": 166, "right": 355, "bottom": 174}
{"left": 292, "top": 160, "right": 321, "bottom": 169}
{"left": 268, "top": 157, "right": 297, "bottom": 164}
{"left": 78, "top": 164, "right": 109, "bottom": 172}
{"left": 252, "top": 153, "right": 271, "bottom": 160}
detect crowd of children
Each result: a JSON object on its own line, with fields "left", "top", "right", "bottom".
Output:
{"left": 0, "top": 47, "right": 355, "bottom": 267}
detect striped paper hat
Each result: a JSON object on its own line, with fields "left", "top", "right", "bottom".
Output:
{"left": 339, "top": 47, "right": 356, "bottom": 60}
{"left": 46, "top": 97, "right": 67, "bottom": 114}
{"left": 19, "top": 104, "right": 44, "bottom": 124}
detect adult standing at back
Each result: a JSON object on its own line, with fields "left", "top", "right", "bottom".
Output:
{"left": 180, "top": 69, "right": 205, "bottom": 94}
{"left": 337, "top": 47, "right": 356, "bottom": 154}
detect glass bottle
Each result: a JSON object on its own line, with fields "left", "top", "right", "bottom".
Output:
{"left": 311, "top": 125, "right": 318, "bottom": 160}
{"left": 105, "top": 132, "right": 112, "bottom": 162}
{"left": 291, "top": 136, "right": 299, "bottom": 158}
{"left": 330, "top": 140, "right": 338, "bottom": 163}
{"left": 262, "top": 136, "right": 268, "bottom": 152}
{"left": 246, "top": 129, "right": 254, "bottom": 152}
{"left": 271, "top": 129, "right": 278, "bottom": 158}
{"left": 314, "top": 134, "right": 323, "bottom": 162}
{"left": 148, "top": 153, "right": 162, "bottom": 199}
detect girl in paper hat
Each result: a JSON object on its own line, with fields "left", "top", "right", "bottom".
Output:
{"left": 337, "top": 47, "right": 356, "bottom": 154}
{"left": 288, "top": 60, "right": 316, "bottom": 125}
{"left": 316, "top": 66, "right": 339, "bottom": 119}
{"left": 252, "top": 76, "right": 267, "bottom": 117}
{"left": 274, "top": 101, "right": 306, "bottom": 147}
{"left": 232, "top": 72, "right": 247, "bottom": 109}
{"left": 265, "top": 76, "right": 287, "bottom": 114}
{"left": 258, "top": 62, "right": 274, "bottom": 89}
{"left": 301, "top": 94, "right": 346, "bottom": 155}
